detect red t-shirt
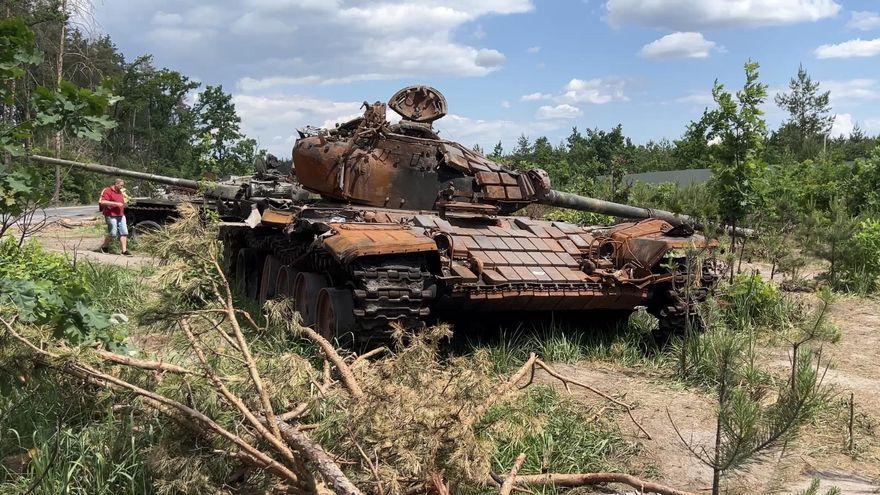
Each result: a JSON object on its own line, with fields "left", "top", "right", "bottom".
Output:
{"left": 100, "top": 187, "right": 125, "bottom": 217}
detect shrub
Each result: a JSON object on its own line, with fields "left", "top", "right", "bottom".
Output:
{"left": 721, "top": 273, "right": 785, "bottom": 329}
{"left": 835, "top": 217, "right": 880, "bottom": 294}
{"left": 0, "top": 238, "right": 126, "bottom": 348}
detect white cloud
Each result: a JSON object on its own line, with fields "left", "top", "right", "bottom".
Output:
{"left": 640, "top": 32, "right": 717, "bottom": 59}
{"left": 526, "top": 45, "right": 541, "bottom": 53}
{"left": 822, "top": 79, "right": 880, "bottom": 102}
{"left": 436, "top": 113, "right": 561, "bottom": 150}
{"left": 500, "top": 100, "right": 511, "bottom": 108}
{"left": 830, "top": 113, "right": 854, "bottom": 137}
{"left": 674, "top": 91, "right": 714, "bottom": 105}
{"left": 231, "top": 13, "right": 296, "bottom": 35}
{"left": 148, "top": 27, "right": 215, "bottom": 44}
{"left": 605, "top": 0, "right": 841, "bottom": 30}
{"left": 124, "top": 0, "right": 535, "bottom": 86}
{"left": 520, "top": 92, "right": 552, "bottom": 101}
{"left": 232, "top": 94, "right": 363, "bottom": 156}
{"left": 848, "top": 11, "right": 880, "bottom": 31}
{"left": 151, "top": 11, "right": 182, "bottom": 25}
{"left": 561, "top": 78, "right": 629, "bottom": 104}
{"left": 536, "top": 104, "right": 583, "bottom": 120}
{"left": 815, "top": 38, "right": 880, "bottom": 58}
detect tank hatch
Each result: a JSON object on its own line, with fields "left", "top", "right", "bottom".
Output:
{"left": 388, "top": 86, "right": 447, "bottom": 123}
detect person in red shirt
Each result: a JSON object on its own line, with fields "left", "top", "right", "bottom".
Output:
{"left": 98, "top": 178, "right": 132, "bottom": 256}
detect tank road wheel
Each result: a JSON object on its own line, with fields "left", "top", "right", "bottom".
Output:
{"left": 130, "top": 220, "right": 162, "bottom": 244}
{"left": 258, "top": 255, "right": 282, "bottom": 306}
{"left": 234, "top": 248, "right": 265, "bottom": 300}
{"left": 275, "top": 266, "right": 298, "bottom": 298}
{"left": 292, "top": 272, "right": 328, "bottom": 327}
{"left": 315, "top": 288, "right": 356, "bottom": 340}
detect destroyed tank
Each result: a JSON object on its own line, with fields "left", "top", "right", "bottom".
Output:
{"left": 31, "top": 86, "right": 720, "bottom": 341}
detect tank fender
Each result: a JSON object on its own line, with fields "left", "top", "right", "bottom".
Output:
{"left": 321, "top": 223, "right": 438, "bottom": 264}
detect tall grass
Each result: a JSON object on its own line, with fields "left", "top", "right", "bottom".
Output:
{"left": 0, "top": 374, "right": 151, "bottom": 495}
{"left": 461, "top": 309, "right": 669, "bottom": 374}
{"left": 482, "top": 386, "right": 640, "bottom": 494}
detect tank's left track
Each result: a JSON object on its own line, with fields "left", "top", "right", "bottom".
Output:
{"left": 221, "top": 228, "right": 434, "bottom": 342}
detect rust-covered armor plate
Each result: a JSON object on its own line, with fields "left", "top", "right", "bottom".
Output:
{"left": 29, "top": 86, "right": 720, "bottom": 341}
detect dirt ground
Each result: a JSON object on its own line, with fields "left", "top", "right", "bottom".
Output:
{"left": 533, "top": 295, "right": 880, "bottom": 494}
{"left": 28, "top": 224, "right": 880, "bottom": 494}
{"left": 28, "top": 220, "right": 154, "bottom": 268}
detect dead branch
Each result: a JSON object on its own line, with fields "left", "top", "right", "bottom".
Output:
{"left": 299, "top": 325, "right": 364, "bottom": 398}
{"left": 179, "top": 319, "right": 302, "bottom": 470}
{"left": 209, "top": 270, "right": 284, "bottom": 441}
{"left": 351, "top": 346, "right": 388, "bottom": 367}
{"left": 509, "top": 472, "right": 695, "bottom": 495}
{"left": 533, "top": 359, "right": 652, "bottom": 440}
{"left": 93, "top": 349, "right": 197, "bottom": 375}
{"left": 276, "top": 420, "right": 364, "bottom": 495}
{"left": 469, "top": 353, "right": 538, "bottom": 425}
{"left": 499, "top": 453, "right": 526, "bottom": 495}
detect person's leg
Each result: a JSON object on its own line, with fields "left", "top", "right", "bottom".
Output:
{"left": 102, "top": 217, "right": 117, "bottom": 251}
{"left": 118, "top": 216, "right": 129, "bottom": 254}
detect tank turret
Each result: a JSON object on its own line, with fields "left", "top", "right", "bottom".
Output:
{"left": 292, "top": 85, "right": 745, "bottom": 235}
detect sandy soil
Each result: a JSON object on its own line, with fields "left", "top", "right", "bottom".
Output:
{"left": 533, "top": 295, "right": 880, "bottom": 494}
{"left": 28, "top": 221, "right": 154, "bottom": 268}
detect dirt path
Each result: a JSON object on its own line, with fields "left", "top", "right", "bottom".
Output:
{"left": 539, "top": 297, "right": 880, "bottom": 494}
{"left": 30, "top": 223, "right": 154, "bottom": 268}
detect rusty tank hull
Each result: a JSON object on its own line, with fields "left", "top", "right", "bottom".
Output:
{"left": 29, "top": 86, "right": 722, "bottom": 341}
{"left": 221, "top": 199, "right": 718, "bottom": 340}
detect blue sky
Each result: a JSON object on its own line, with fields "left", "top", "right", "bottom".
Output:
{"left": 89, "top": 0, "right": 880, "bottom": 157}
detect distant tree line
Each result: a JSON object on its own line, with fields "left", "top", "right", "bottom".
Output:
{"left": 2, "top": 1, "right": 259, "bottom": 203}
{"left": 484, "top": 64, "right": 878, "bottom": 199}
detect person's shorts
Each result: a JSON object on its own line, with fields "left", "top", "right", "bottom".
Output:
{"left": 105, "top": 216, "right": 128, "bottom": 237}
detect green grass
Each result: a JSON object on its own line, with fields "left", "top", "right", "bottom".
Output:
{"left": 460, "top": 309, "right": 669, "bottom": 374}
{"left": 0, "top": 373, "right": 152, "bottom": 495}
{"left": 481, "top": 386, "right": 641, "bottom": 494}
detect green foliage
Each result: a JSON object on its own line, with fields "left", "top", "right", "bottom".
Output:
{"left": 192, "top": 84, "right": 257, "bottom": 177}
{"left": 0, "top": 373, "right": 151, "bottom": 495}
{"left": 0, "top": 239, "right": 127, "bottom": 348}
{"left": 704, "top": 60, "right": 768, "bottom": 225}
{"left": 835, "top": 217, "right": 880, "bottom": 294}
{"left": 721, "top": 273, "right": 785, "bottom": 329}
{"left": 0, "top": 167, "right": 44, "bottom": 236}
{"left": 484, "top": 386, "right": 638, "bottom": 478}
{"left": 32, "top": 80, "right": 120, "bottom": 141}
{"left": 773, "top": 64, "right": 833, "bottom": 160}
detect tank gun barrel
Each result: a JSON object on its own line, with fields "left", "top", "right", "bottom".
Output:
{"left": 540, "top": 189, "right": 753, "bottom": 237}
{"left": 28, "top": 155, "right": 242, "bottom": 199}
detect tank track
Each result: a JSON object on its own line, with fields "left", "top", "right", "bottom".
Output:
{"left": 650, "top": 261, "right": 719, "bottom": 342}
{"left": 350, "top": 259, "right": 434, "bottom": 338}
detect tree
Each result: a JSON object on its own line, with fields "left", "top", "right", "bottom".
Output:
{"left": 673, "top": 300, "right": 829, "bottom": 495}
{"left": 1, "top": 16, "right": 116, "bottom": 238}
{"left": 774, "top": 64, "right": 832, "bottom": 159}
{"left": 703, "top": 61, "right": 768, "bottom": 278}
{"left": 489, "top": 140, "right": 504, "bottom": 161}
{"left": 193, "top": 84, "right": 257, "bottom": 177}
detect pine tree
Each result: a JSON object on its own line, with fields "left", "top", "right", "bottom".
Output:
{"left": 774, "top": 64, "right": 833, "bottom": 159}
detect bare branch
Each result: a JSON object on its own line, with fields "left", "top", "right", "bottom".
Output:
{"left": 509, "top": 472, "right": 695, "bottom": 495}
{"left": 499, "top": 453, "right": 526, "bottom": 495}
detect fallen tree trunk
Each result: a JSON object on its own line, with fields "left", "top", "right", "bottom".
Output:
{"left": 276, "top": 420, "right": 363, "bottom": 495}
{"left": 507, "top": 472, "right": 696, "bottom": 495}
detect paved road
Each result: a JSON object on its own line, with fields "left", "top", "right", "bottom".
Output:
{"left": 42, "top": 205, "right": 99, "bottom": 221}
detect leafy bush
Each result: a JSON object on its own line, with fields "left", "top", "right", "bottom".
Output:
{"left": 0, "top": 238, "right": 126, "bottom": 348}
{"left": 835, "top": 217, "right": 880, "bottom": 294}
{"left": 721, "top": 273, "right": 785, "bottom": 329}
